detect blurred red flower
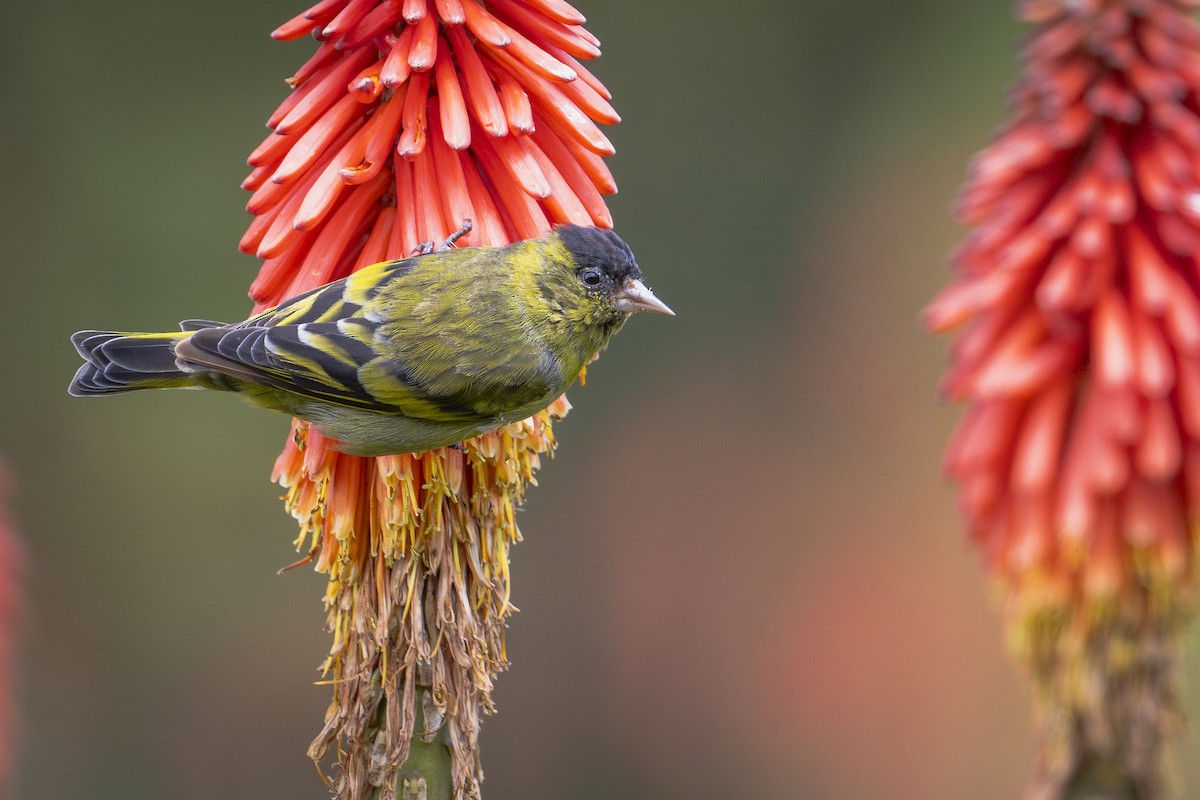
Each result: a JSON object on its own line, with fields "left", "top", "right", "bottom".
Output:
{"left": 0, "top": 465, "right": 22, "bottom": 799}
{"left": 927, "top": 1, "right": 1200, "bottom": 796}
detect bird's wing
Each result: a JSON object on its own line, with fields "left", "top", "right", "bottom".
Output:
{"left": 175, "top": 255, "right": 562, "bottom": 423}
{"left": 175, "top": 259, "right": 452, "bottom": 416}
{"left": 177, "top": 319, "right": 400, "bottom": 411}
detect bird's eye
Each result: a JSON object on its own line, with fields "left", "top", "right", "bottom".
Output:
{"left": 580, "top": 268, "right": 603, "bottom": 288}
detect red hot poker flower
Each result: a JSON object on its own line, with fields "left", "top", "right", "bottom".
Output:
{"left": 243, "top": 1, "right": 617, "bottom": 797}
{"left": 927, "top": 1, "right": 1200, "bottom": 797}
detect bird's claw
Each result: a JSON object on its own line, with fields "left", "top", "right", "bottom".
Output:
{"left": 436, "top": 219, "right": 473, "bottom": 252}
{"left": 411, "top": 220, "right": 473, "bottom": 257}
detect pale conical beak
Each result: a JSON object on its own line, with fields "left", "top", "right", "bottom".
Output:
{"left": 614, "top": 278, "right": 675, "bottom": 316}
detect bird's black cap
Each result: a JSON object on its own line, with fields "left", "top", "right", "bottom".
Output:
{"left": 554, "top": 224, "right": 642, "bottom": 283}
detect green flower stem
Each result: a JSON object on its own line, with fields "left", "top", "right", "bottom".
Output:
{"left": 385, "top": 686, "right": 452, "bottom": 800}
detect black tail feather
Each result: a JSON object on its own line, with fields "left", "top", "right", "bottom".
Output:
{"left": 69, "top": 330, "right": 194, "bottom": 396}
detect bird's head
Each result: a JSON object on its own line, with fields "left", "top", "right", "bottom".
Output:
{"left": 548, "top": 225, "right": 673, "bottom": 340}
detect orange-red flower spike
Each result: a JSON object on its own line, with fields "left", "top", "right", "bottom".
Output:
{"left": 244, "top": 1, "right": 623, "bottom": 794}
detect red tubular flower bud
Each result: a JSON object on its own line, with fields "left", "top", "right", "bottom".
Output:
{"left": 447, "top": 25, "right": 508, "bottom": 138}
{"left": 522, "top": 0, "right": 586, "bottom": 25}
{"left": 433, "top": 0, "right": 464, "bottom": 25}
{"left": 402, "top": 0, "right": 427, "bottom": 23}
{"left": 322, "top": 0, "right": 376, "bottom": 39}
{"left": 380, "top": 24, "right": 415, "bottom": 87}
{"left": 487, "top": 47, "right": 612, "bottom": 154}
{"left": 487, "top": 0, "right": 601, "bottom": 60}
{"left": 426, "top": 107, "right": 477, "bottom": 244}
{"left": 460, "top": 0, "right": 511, "bottom": 47}
{"left": 273, "top": 94, "right": 372, "bottom": 185}
{"left": 272, "top": 12, "right": 323, "bottom": 41}
{"left": 495, "top": 67, "right": 535, "bottom": 134}
{"left": 275, "top": 49, "right": 378, "bottom": 135}
{"left": 433, "top": 44, "right": 470, "bottom": 150}
{"left": 406, "top": 11, "right": 438, "bottom": 71}
{"left": 339, "top": 0, "right": 404, "bottom": 49}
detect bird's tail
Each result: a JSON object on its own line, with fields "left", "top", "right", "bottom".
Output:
{"left": 68, "top": 321, "right": 221, "bottom": 396}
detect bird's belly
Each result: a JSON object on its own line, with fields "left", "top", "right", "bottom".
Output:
{"left": 292, "top": 402, "right": 490, "bottom": 456}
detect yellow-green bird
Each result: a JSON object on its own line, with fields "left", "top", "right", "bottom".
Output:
{"left": 69, "top": 224, "right": 672, "bottom": 456}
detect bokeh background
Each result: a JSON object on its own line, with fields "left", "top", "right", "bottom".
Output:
{"left": 5, "top": 1, "right": 1200, "bottom": 798}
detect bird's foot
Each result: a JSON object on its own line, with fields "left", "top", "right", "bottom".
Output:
{"left": 436, "top": 219, "right": 474, "bottom": 252}
{"left": 412, "top": 220, "right": 473, "bottom": 256}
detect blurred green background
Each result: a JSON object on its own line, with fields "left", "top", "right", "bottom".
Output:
{"left": 5, "top": 1, "right": 1200, "bottom": 798}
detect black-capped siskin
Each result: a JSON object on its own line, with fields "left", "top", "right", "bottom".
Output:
{"left": 69, "top": 224, "right": 672, "bottom": 455}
